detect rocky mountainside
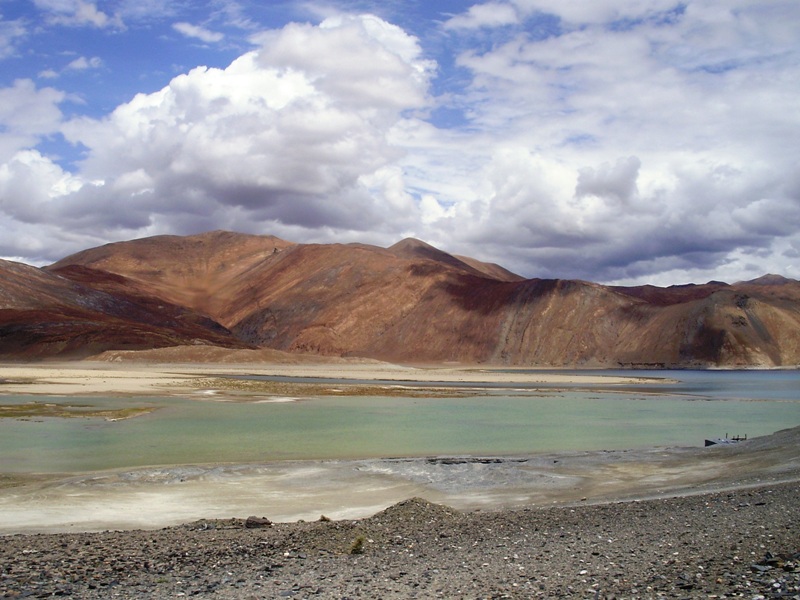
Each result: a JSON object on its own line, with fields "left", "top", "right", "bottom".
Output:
{"left": 0, "top": 255, "right": 248, "bottom": 359}
{"left": 1, "top": 230, "right": 798, "bottom": 366}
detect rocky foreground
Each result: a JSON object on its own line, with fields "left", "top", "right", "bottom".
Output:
{"left": 1, "top": 481, "right": 798, "bottom": 599}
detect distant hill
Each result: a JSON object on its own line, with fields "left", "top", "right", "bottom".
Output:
{"left": 0, "top": 230, "right": 797, "bottom": 366}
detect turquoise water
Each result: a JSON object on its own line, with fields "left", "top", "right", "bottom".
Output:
{"left": 1, "top": 371, "right": 798, "bottom": 474}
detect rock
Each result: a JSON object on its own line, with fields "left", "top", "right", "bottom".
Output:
{"left": 244, "top": 516, "right": 272, "bottom": 529}
{"left": 1, "top": 482, "right": 798, "bottom": 599}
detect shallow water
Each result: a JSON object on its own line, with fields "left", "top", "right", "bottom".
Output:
{"left": 1, "top": 370, "right": 798, "bottom": 474}
{"left": 545, "top": 368, "right": 800, "bottom": 401}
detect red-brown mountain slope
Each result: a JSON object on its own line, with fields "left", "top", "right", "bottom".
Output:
{"left": 48, "top": 230, "right": 294, "bottom": 320}
{"left": 0, "top": 258, "right": 246, "bottom": 359}
{"left": 40, "top": 231, "right": 800, "bottom": 367}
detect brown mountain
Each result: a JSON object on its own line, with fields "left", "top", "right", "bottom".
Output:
{"left": 0, "top": 257, "right": 248, "bottom": 359}
{"left": 2, "top": 231, "right": 798, "bottom": 366}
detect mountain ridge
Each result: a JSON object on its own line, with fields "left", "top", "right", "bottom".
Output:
{"left": 1, "top": 231, "right": 797, "bottom": 366}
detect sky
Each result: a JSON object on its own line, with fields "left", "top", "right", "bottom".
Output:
{"left": 0, "top": 0, "right": 799, "bottom": 286}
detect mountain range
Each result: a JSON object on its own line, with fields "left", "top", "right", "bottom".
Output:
{"left": 1, "top": 230, "right": 798, "bottom": 367}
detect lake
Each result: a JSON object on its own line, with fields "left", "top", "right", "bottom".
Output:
{"left": 1, "top": 370, "right": 798, "bottom": 475}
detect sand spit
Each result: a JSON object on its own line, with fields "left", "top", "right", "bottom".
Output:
{"left": 0, "top": 360, "right": 666, "bottom": 398}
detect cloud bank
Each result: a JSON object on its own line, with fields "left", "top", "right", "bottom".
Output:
{"left": 0, "top": 1, "right": 798, "bottom": 286}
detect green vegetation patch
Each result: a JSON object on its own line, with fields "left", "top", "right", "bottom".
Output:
{"left": 0, "top": 472, "right": 59, "bottom": 490}
{"left": 0, "top": 378, "right": 35, "bottom": 386}
{"left": 190, "top": 377, "right": 476, "bottom": 399}
{"left": 0, "top": 402, "right": 154, "bottom": 420}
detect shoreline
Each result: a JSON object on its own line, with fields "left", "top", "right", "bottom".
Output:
{"left": 0, "top": 360, "right": 671, "bottom": 398}
{"left": 2, "top": 424, "right": 799, "bottom": 536}
{"left": 1, "top": 360, "right": 799, "bottom": 537}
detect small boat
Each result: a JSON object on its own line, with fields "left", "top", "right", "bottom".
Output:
{"left": 705, "top": 433, "right": 747, "bottom": 447}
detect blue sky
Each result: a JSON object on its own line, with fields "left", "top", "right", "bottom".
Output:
{"left": 1, "top": 0, "right": 799, "bottom": 285}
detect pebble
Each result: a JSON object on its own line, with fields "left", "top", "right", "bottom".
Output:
{"left": 1, "top": 483, "right": 798, "bottom": 599}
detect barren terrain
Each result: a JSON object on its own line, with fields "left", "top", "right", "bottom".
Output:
{"left": 3, "top": 230, "right": 799, "bottom": 366}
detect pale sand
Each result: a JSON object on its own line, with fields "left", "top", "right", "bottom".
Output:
{"left": 0, "top": 360, "right": 665, "bottom": 397}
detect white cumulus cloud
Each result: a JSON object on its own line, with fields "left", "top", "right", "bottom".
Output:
{"left": 1, "top": 2, "right": 798, "bottom": 286}
{"left": 444, "top": 3, "right": 519, "bottom": 29}
{"left": 0, "top": 15, "right": 27, "bottom": 59}
{"left": 65, "top": 55, "right": 103, "bottom": 71}
{"left": 173, "top": 22, "right": 224, "bottom": 43}
{"left": 412, "top": 0, "right": 800, "bottom": 283}
{"left": 0, "top": 14, "right": 435, "bottom": 259}
{"left": 33, "top": 0, "right": 122, "bottom": 28}
{"left": 0, "top": 80, "right": 65, "bottom": 161}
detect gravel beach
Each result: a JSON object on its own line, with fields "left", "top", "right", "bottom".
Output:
{"left": 1, "top": 481, "right": 798, "bottom": 599}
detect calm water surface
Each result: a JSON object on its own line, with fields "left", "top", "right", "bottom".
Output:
{"left": 1, "top": 370, "right": 798, "bottom": 474}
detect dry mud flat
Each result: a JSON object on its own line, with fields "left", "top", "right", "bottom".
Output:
{"left": 1, "top": 482, "right": 798, "bottom": 599}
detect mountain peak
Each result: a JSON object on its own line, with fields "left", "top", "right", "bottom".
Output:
{"left": 739, "top": 274, "right": 795, "bottom": 286}
{"left": 388, "top": 237, "right": 437, "bottom": 253}
{"left": 388, "top": 238, "right": 481, "bottom": 274}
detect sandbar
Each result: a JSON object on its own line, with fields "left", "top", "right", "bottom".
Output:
{"left": 0, "top": 360, "right": 666, "bottom": 398}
